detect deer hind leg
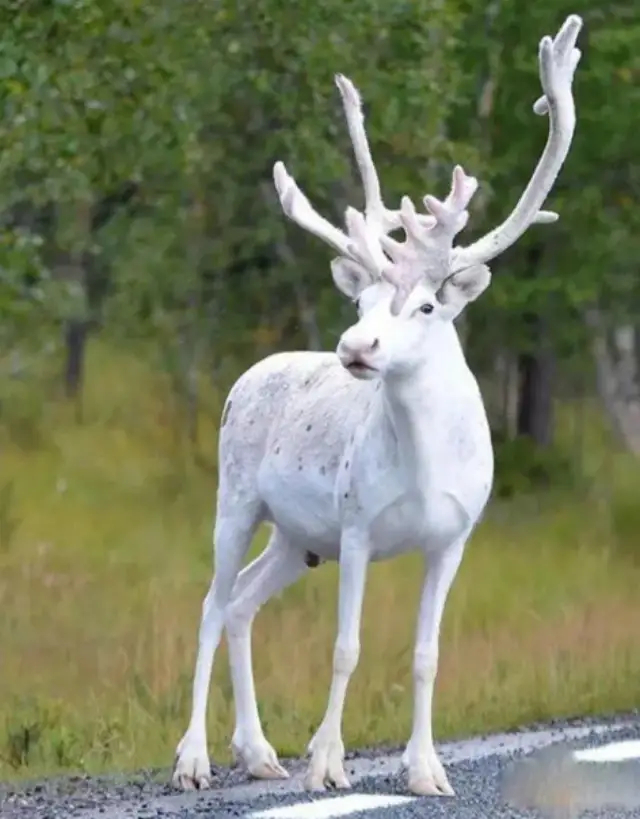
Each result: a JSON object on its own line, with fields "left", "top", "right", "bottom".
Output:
{"left": 172, "top": 504, "right": 262, "bottom": 791}
{"left": 225, "top": 528, "right": 308, "bottom": 780}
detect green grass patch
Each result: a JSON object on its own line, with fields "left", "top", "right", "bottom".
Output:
{"left": 1, "top": 339, "right": 639, "bottom": 780}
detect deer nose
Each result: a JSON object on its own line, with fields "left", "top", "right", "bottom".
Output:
{"left": 337, "top": 335, "right": 379, "bottom": 362}
{"left": 340, "top": 337, "right": 378, "bottom": 355}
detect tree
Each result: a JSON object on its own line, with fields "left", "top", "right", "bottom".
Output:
{"left": 448, "top": 1, "right": 639, "bottom": 451}
{"left": 0, "top": 0, "right": 224, "bottom": 406}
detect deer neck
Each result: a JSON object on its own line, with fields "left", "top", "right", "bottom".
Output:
{"left": 380, "top": 323, "right": 469, "bottom": 494}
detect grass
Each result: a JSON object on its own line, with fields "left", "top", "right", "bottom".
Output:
{"left": 1, "top": 338, "right": 639, "bottom": 780}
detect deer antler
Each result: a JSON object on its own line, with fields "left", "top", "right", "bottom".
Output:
{"left": 273, "top": 14, "right": 583, "bottom": 309}
{"left": 451, "top": 14, "right": 583, "bottom": 273}
{"left": 378, "top": 165, "right": 480, "bottom": 306}
{"left": 273, "top": 74, "right": 404, "bottom": 286}
{"left": 333, "top": 74, "right": 403, "bottom": 239}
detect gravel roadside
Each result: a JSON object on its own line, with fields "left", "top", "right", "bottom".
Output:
{"left": 1, "top": 711, "right": 638, "bottom": 819}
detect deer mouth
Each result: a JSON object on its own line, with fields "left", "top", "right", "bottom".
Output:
{"left": 344, "top": 358, "right": 378, "bottom": 378}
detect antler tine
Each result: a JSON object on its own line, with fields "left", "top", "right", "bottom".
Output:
{"left": 334, "top": 74, "right": 402, "bottom": 235}
{"left": 273, "top": 160, "right": 390, "bottom": 279}
{"left": 452, "top": 14, "right": 583, "bottom": 273}
{"left": 379, "top": 164, "right": 479, "bottom": 290}
{"left": 423, "top": 164, "right": 479, "bottom": 240}
{"left": 273, "top": 75, "right": 403, "bottom": 284}
{"left": 273, "top": 161, "right": 354, "bottom": 258}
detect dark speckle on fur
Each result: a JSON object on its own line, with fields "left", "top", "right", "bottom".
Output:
{"left": 221, "top": 400, "right": 232, "bottom": 427}
{"left": 304, "top": 551, "right": 321, "bottom": 568}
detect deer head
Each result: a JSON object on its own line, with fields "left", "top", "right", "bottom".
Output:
{"left": 273, "top": 15, "right": 583, "bottom": 380}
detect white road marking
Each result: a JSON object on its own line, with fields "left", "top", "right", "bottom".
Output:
{"left": 249, "top": 794, "right": 416, "bottom": 819}
{"left": 574, "top": 739, "right": 640, "bottom": 763}
{"left": 437, "top": 720, "right": 635, "bottom": 765}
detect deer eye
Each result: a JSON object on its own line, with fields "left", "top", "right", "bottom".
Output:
{"left": 419, "top": 303, "right": 434, "bottom": 315}
{"left": 353, "top": 297, "right": 361, "bottom": 312}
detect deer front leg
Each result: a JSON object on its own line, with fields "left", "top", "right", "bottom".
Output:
{"left": 304, "top": 537, "right": 369, "bottom": 791}
{"left": 402, "top": 538, "right": 466, "bottom": 797}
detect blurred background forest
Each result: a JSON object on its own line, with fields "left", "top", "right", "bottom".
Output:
{"left": 1, "top": 0, "right": 639, "bottom": 782}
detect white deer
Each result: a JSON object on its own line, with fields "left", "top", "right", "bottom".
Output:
{"left": 173, "top": 14, "right": 582, "bottom": 797}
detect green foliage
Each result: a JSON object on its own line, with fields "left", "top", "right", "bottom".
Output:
{"left": 492, "top": 432, "right": 580, "bottom": 499}
{"left": 0, "top": 0, "right": 637, "bottom": 386}
{"left": 452, "top": 2, "right": 640, "bottom": 357}
{"left": 2, "top": 699, "right": 83, "bottom": 771}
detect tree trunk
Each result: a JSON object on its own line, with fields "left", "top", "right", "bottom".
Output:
{"left": 58, "top": 200, "right": 92, "bottom": 415}
{"left": 586, "top": 310, "right": 640, "bottom": 455}
{"left": 180, "top": 186, "right": 206, "bottom": 449}
{"left": 493, "top": 349, "right": 519, "bottom": 439}
{"left": 292, "top": 276, "right": 322, "bottom": 351}
{"left": 64, "top": 319, "right": 89, "bottom": 400}
{"left": 516, "top": 332, "right": 555, "bottom": 446}
{"left": 515, "top": 246, "right": 555, "bottom": 447}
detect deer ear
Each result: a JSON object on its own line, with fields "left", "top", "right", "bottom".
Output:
{"left": 330, "top": 257, "right": 371, "bottom": 299}
{"left": 437, "top": 264, "right": 491, "bottom": 315}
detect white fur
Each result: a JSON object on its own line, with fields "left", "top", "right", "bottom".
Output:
{"left": 172, "top": 278, "right": 492, "bottom": 796}
{"left": 172, "top": 15, "right": 582, "bottom": 798}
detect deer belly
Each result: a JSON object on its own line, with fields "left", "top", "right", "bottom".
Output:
{"left": 258, "top": 465, "right": 341, "bottom": 551}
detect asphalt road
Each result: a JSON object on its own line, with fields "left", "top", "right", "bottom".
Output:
{"left": 2, "top": 714, "right": 639, "bottom": 819}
